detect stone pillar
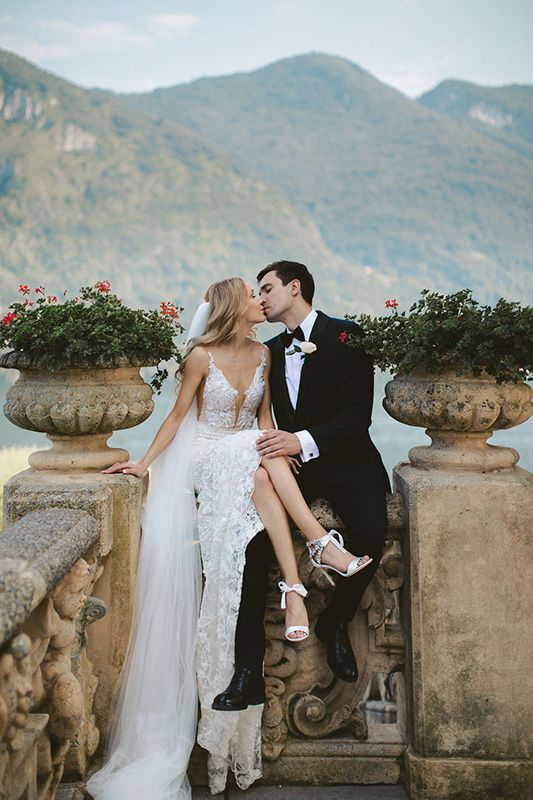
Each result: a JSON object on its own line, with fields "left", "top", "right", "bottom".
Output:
{"left": 385, "top": 371, "right": 533, "bottom": 799}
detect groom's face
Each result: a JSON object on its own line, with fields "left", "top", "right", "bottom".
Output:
{"left": 258, "top": 270, "right": 297, "bottom": 322}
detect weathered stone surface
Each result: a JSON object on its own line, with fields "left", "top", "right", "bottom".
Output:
{"left": 2, "top": 365, "right": 154, "bottom": 434}
{"left": 2, "top": 468, "right": 147, "bottom": 744}
{"left": 260, "top": 739, "right": 404, "bottom": 786}
{"left": 216, "top": 786, "right": 409, "bottom": 799}
{"left": 57, "top": 785, "right": 90, "bottom": 800}
{"left": 0, "top": 508, "right": 98, "bottom": 589}
{"left": 4, "top": 470, "right": 116, "bottom": 557}
{"left": 1, "top": 363, "right": 155, "bottom": 469}
{"left": 405, "top": 748, "right": 532, "bottom": 800}
{"left": 0, "top": 543, "right": 102, "bottom": 799}
{"left": 0, "top": 508, "right": 98, "bottom": 643}
{"left": 29, "top": 433, "right": 130, "bottom": 472}
{"left": 397, "top": 463, "right": 533, "bottom": 799}
{"left": 384, "top": 370, "right": 532, "bottom": 432}
{"left": 0, "top": 563, "right": 38, "bottom": 643}
{"left": 384, "top": 371, "right": 532, "bottom": 470}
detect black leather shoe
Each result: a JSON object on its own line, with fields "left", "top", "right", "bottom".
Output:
{"left": 211, "top": 667, "right": 265, "bottom": 711}
{"left": 315, "top": 616, "right": 358, "bottom": 683}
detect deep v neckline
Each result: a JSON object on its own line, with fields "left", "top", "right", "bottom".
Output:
{"left": 207, "top": 350, "right": 264, "bottom": 427}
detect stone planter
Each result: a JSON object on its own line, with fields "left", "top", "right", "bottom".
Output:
{"left": 0, "top": 352, "right": 156, "bottom": 470}
{"left": 384, "top": 368, "right": 533, "bottom": 470}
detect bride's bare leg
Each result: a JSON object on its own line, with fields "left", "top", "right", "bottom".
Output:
{"left": 252, "top": 467, "right": 308, "bottom": 640}
{"left": 260, "top": 457, "right": 370, "bottom": 574}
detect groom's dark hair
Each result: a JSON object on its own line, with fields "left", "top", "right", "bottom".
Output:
{"left": 257, "top": 260, "right": 315, "bottom": 304}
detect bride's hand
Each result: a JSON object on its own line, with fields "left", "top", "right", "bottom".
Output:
{"left": 100, "top": 461, "right": 147, "bottom": 477}
{"left": 285, "top": 456, "right": 301, "bottom": 476}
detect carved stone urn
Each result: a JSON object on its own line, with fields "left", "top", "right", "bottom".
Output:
{"left": 384, "top": 368, "right": 533, "bottom": 470}
{"left": 0, "top": 351, "right": 156, "bottom": 470}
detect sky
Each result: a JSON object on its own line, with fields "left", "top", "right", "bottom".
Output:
{"left": 0, "top": 0, "right": 532, "bottom": 96}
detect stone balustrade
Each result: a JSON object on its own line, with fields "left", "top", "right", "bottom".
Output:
{"left": 2, "top": 359, "right": 531, "bottom": 800}
{"left": 0, "top": 508, "right": 103, "bottom": 800}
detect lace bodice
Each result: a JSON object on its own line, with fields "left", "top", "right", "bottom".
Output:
{"left": 198, "top": 348, "right": 267, "bottom": 432}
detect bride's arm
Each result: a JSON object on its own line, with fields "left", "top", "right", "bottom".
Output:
{"left": 101, "top": 347, "right": 208, "bottom": 475}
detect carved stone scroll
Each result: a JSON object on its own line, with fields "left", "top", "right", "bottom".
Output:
{"left": 262, "top": 492, "right": 406, "bottom": 761}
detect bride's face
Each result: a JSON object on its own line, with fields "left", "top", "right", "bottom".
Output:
{"left": 243, "top": 282, "right": 266, "bottom": 325}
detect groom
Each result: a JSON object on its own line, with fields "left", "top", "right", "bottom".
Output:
{"left": 212, "top": 260, "right": 390, "bottom": 710}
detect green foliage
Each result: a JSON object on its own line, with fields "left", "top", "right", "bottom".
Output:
{"left": 346, "top": 289, "right": 533, "bottom": 383}
{"left": 419, "top": 79, "right": 533, "bottom": 153}
{"left": 0, "top": 48, "right": 361, "bottom": 320}
{"left": 1, "top": 49, "right": 532, "bottom": 319}
{"left": 0, "top": 282, "right": 184, "bottom": 393}
{"left": 124, "top": 54, "right": 533, "bottom": 303}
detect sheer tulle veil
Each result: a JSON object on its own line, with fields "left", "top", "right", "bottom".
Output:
{"left": 87, "top": 302, "right": 211, "bottom": 800}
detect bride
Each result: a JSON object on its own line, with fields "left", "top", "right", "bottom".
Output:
{"left": 87, "top": 277, "right": 371, "bottom": 799}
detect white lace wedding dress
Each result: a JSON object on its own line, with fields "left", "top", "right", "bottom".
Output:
{"left": 87, "top": 343, "right": 268, "bottom": 800}
{"left": 193, "top": 348, "right": 267, "bottom": 794}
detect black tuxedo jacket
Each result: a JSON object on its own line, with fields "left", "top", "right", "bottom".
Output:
{"left": 266, "top": 310, "right": 390, "bottom": 491}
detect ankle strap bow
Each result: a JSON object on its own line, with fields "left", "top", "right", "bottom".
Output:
{"left": 278, "top": 581, "right": 308, "bottom": 609}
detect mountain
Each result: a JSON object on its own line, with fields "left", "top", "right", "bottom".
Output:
{"left": 123, "top": 53, "right": 533, "bottom": 302}
{"left": 419, "top": 80, "right": 533, "bottom": 158}
{"left": 0, "top": 48, "right": 383, "bottom": 318}
{"left": 1, "top": 50, "right": 532, "bottom": 324}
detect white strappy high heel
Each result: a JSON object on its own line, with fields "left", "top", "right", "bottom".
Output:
{"left": 278, "top": 581, "right": 309, "bottom": 642}
{"left": 306, "top": 530, "right": 373, "bottom": 586}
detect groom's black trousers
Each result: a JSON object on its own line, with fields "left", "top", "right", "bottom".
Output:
{"left": 234, "top": 463, "right": 388, "bottom": 674}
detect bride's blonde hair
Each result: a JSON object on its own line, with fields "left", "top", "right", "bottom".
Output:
{"left": 178, "top": 277, "right": 251, "bottom": 380}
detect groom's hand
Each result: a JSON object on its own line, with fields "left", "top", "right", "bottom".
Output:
{"left": 256, "top": 429, "right": 301, "bottom": 458}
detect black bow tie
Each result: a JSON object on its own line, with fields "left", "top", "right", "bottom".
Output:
{"left": 280, "top": 326, "right": 305, "bottom": 348}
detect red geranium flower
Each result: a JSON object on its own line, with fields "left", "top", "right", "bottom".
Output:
{"left": 18, "top": 284, "right": 30, "bottom": 295}
{"left": 160, "top": 301, "right": 179, "bottom": 319}
{"left": 385, "top": 299, "right": 399, "bottom": 309}
{"left": 2, "top": 311, "right": 16, "bottom": 326}
{"left": 96, "top": 280, "right": 111, "bottom": 293}
{"left": 47, "top": 295, "right": 58, "bottom": 303}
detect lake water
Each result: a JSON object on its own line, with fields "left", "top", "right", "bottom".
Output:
{"left": 1, "top": 369, "right": 531, "bottom": 481}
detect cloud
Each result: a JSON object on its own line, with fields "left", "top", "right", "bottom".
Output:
{"left": 147, "top": 14, "right": 199, "bottom": 39}
{"left": 46, "top": 20, "right": 148, "bottom": 51}
{"left": 0, "top": 14, "right": 199, "bottom": 62}
{"left": 0, "top": 32, "right": 71, "bottom": 61}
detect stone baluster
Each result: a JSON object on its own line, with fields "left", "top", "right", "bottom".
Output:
{"left": 0, "top": 509, "right": 101, "bottom": 799}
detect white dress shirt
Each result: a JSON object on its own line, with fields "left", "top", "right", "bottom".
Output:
{"left": 284, "top": 308, "right": 320, "bottom": 463}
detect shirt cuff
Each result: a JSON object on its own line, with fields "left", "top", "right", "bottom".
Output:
{"left": 295, "top": 430, "right": 320, "bottom": 463}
